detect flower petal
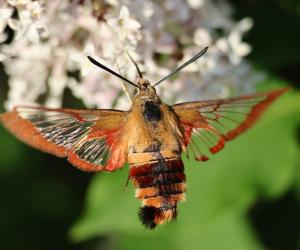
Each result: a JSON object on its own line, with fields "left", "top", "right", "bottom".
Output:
{"left": 119, "top": 6, "right": 129, "bottom": 19}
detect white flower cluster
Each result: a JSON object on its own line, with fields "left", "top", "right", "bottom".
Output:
{"left": 0, "top": 0, "right": 260, "bottom": 110}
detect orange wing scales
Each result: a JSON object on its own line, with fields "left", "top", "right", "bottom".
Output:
{"left": 174, "top": 88, "right": 288, "bottom": 160}
{"left": 0, "top": 106, "right": 127, "bottom": 172}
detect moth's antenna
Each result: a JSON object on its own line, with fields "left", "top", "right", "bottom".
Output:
{"left": 153, "top": 46, "right": 209, "bottom": 86}
{"left": 87, "top": 56, "right": 140, "bottom": 89}
{"left": 126, "top": 51, "right": 143, "bottom": 79}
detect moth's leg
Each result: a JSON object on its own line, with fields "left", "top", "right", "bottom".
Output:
{"left": 121, "top": 81, "right": 132, "bottom": 104}
{"left": 116, "top": 62, "right": 132, "bottom": 104}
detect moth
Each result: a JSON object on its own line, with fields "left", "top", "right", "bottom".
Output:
{"left": 0, "top": 47, "right": 287, "bottom": 229}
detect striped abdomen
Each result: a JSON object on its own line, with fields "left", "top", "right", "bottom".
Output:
{"left": 129, "top": 158, "right": 186, "bottom": 229}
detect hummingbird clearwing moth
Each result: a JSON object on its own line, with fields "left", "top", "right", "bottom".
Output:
{"left": 0, "top": 47, "right": 288, "bottom": 229}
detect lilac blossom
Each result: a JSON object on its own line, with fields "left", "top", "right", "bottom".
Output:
{"left": 0, "top": 0, "right": 260, "bottom": 111}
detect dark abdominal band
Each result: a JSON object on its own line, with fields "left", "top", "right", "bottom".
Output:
{"left": 129, "top": 158, "right": 186, "bottom": 229}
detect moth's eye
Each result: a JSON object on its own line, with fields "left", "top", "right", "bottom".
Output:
{"left": 134, "top": 89, "right": 139, "bottom": 95}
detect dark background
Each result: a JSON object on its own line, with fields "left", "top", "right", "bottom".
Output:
{"left": 0, "top": 1, "right": 300, "bottom": 249}
{"left": 232, "top": 1, "right": 300, "bottom": 249}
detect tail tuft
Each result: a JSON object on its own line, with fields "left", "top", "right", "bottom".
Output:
{"left": 139, "top": 206, "right": 157, "bottom": 229}
{"left": 138, "top": 205, "right": 178, "bottom": 229}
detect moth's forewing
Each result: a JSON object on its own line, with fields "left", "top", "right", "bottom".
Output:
{"left": 173, "top": 88, "right": 288, "bottom": 161}
{"left": 0, "top": 106, "right": 128, "bottom": 172}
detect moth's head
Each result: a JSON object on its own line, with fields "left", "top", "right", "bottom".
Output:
{"left": 135, "top": 78, "right": 158, "bottom": 99}
{"left": 137, "top": 78, "right": 151, "bottom": 90}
